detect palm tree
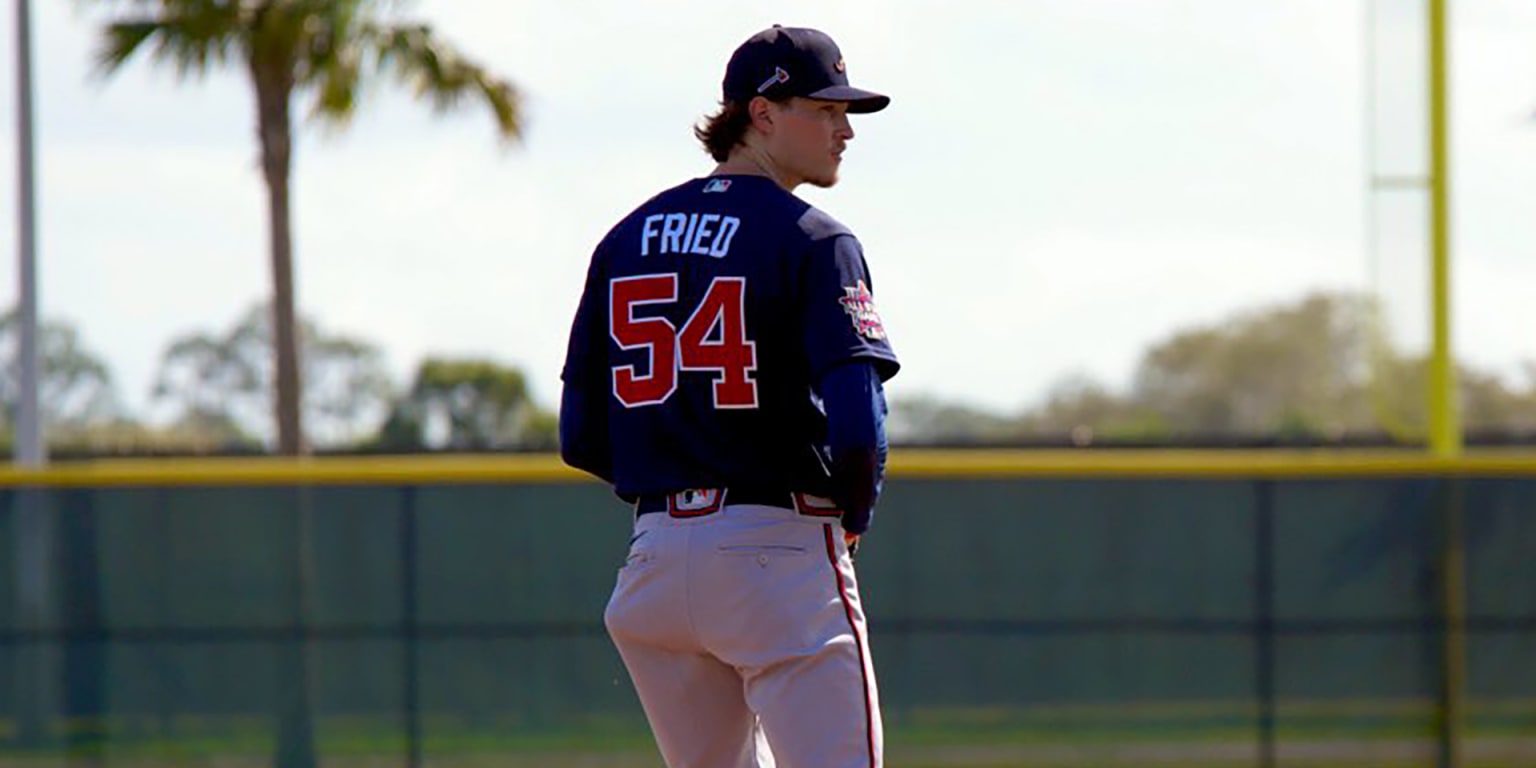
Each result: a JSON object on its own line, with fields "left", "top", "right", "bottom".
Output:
{"left": 94, "top": 0, "right": 521, "bottom": 456}
{"left": 91, "top": 6, "right": 520, "bottom": 766}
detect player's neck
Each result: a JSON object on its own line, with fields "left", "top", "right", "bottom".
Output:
{"left": 714, "top": 146, "right": 800, "bottom": 191}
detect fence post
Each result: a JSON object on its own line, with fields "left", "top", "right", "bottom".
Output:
{"left": 1438, "top": 477, "right": 1467, "bottom": 768}
{"left": 12, "top": 486, "right": 56, "bottom": 749}
{"left": 1254, "top": 479, "right": 1277, "bottom": 768}
{"left": 276, "top": 485, "right": 318, "bottom": 768}
{"left": 400, "top": 485, "right": 422, "bottom": 768}
{"left": 59, "top": 488, "right": 105, "bottom": 753}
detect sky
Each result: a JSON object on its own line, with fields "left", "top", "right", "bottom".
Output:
{"left": 1, "top": 0, "right": 1534, "bottom": 430}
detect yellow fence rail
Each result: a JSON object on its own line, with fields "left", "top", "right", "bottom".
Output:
{"left": 1, "top": 448, "right": 1535, "bottom": 487}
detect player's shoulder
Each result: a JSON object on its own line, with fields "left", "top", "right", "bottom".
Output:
{"left": 794, "top": 205, "right": 856, "bottom": 244}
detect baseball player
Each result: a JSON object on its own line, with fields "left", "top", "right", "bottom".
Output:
{"left": 558, "top": 25, "right": 898, "bottom": 768}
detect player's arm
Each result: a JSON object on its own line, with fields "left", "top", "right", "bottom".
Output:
{"left": 799, "top": 231, "right": 900, "bottom": 536}
{"left": 816, "top": 361, "right": 889, "bottom": 536}
{"left": 558, "top": 251, "right": 615, "bottom": 483}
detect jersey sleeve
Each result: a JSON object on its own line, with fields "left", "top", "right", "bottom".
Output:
{"left": 800, "top": 234, "right": 900, "bottom": 383}
{"left": 815, "top": 361, "right": 889, "bottom": 535}
{"left": 558, "top": 246, "right": 614, "bottom": 482}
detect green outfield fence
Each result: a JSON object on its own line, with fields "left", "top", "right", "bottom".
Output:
{"left": 2, "top": 450, "right": 1535, "bottom": 768}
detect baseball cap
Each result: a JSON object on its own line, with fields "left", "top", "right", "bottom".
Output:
{"left": 722, "top": 26, "right": 890, "bottom": 114}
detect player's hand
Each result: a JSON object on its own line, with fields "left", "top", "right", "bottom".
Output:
{"left": 844, "top": 532, "right": 861, "bottom": 558}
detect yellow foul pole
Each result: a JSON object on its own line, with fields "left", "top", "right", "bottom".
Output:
{"left": 1427, "top": 0, "right": 1458, "bottom": 454}
{"left": 1427, "top": 5, "right": 1465, "bottom": 768}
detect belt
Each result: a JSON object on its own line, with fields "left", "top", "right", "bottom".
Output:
{"left": 635, "top": 487, "right": 842, "bottom": 519}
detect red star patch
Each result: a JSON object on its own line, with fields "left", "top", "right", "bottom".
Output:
{"left": 838, "top": 280, "right": 886, "bottom": 340}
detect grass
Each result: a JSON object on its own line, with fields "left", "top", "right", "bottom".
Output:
{"left": 0, "top": 701, "right": 1533, "bottom": 767}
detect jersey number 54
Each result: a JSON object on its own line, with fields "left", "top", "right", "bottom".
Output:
{"left": 609, "top": 273, "right": 758, "bottom": 409}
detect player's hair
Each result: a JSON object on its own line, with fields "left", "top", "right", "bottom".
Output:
{"left": 694, "top": 100, "right": 751, "bottom": 162}
{"left": 695, "top": 97, "right": 786, "bottom": 162}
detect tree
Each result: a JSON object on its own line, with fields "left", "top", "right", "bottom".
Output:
{"left": 1019, "top": 373, "right": 1166, "bottom": 442}
{"left": 150, "top": 301, "right": 396, "bottom": 766}
{"left": 1129, "top": 292, "right": 1376, "bottom": 436}
{"left": 151, "top": 319, "right": 265, "bottom": 448}
{"left": 94, "top": 0, "right": 523, "bottom": 456}
{"left": 0, "top": 309, "right": 120, "bottom": 441}
{"left": 886, "top": 393, "right": 1020, "bottom": 445}
{"left": 1368, "top": 355, "right": 1536, "bottom": 440}
{"left": 371, "top": 357, "right": 554, "bottom": 451}
{"left": 153, "top": 303, "right": 394, "bottom": 448}
{"left": 887, "top": 291, "right": 1536, "bottom": 445}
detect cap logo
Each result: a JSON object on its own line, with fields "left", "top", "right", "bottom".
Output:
{"left": 835, "top": 58, "right": 846, "bottom": 73}
{"left": 757, "top": 66, "right": 790, "bottom": 94}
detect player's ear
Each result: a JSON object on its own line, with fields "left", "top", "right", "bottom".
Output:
{"left": 748, "top": 96, "right": 776, "bottom": 134}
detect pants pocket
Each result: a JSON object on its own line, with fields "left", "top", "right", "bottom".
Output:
{"left": 716, "top": 544, "right": 809, "bottom": 556}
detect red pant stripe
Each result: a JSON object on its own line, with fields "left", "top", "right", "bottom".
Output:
{"left": 823, "top": 525, "right": 875, "bottom": 768}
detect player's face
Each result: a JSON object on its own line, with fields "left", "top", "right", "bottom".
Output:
{"left": 769, "top": 98, "right": 855, "bottom": 189}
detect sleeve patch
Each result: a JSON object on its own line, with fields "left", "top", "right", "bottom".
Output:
{"left": 838, "top": 280, "right": 887, "bottom": 340}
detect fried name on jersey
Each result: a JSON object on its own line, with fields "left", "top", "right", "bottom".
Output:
{"left": 641, "top": 212, "right": 742, "bottom": 258}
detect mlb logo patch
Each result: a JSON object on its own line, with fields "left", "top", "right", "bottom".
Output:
{"left": 668, "top": 488, "right": 724, "bottom": 517}
{"left": 703, "top": 178, "right": 732, "bottom": 194}
{"left": 674, "top": 488, "right": 720, "bottom": 511}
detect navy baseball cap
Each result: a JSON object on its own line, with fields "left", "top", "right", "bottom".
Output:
{"left": 723, "top": 26, "right": 890, "bottom": 114}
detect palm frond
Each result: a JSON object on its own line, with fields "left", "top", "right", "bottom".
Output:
{"left": 360, "top": 22, "right": 523, "bottom": 142}
{"left": 97, "top": 21, "right": 159, "bottom": 73}
{"left": 95, "top": 2, "right": 243, "bottom": 80}
{"left": 269, "top": 0, "right": 367, "bottom": 125}
{"left": 307, "top": 48, "right": 362, "bottom": 126}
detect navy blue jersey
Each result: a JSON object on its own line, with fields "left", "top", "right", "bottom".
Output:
{"left": 560, "top": 174, "right": 899, "bottom": 498}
